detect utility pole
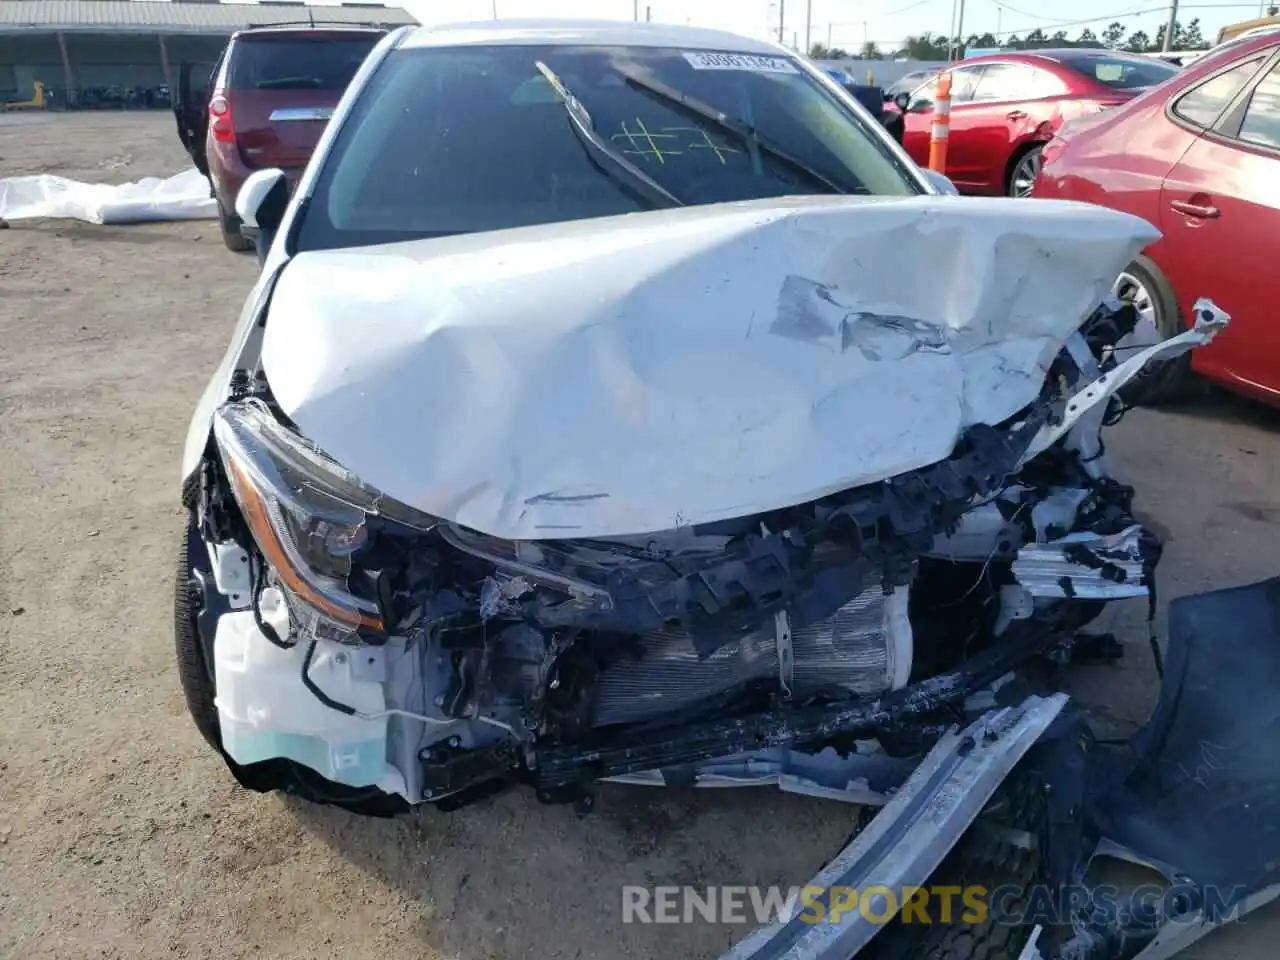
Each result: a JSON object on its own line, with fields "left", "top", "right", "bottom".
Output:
{"left": 995, "top": 6, "right": 1002, "bottom": 41}
{"left": 805, "top": 0, "right": 812, "bottom": 55}
{"left": 777, "top": 0, "right": 786, "bottom": 44}
{"left": 633, "top": 0, "right": 638, "bottom": 20}
{"left": 491, "top": 0, "right": 497, "bottom": 18}
{"left": 955, "top": 0, "right": 966, "bottom": 57}
{"left": 827, "top": 23, "right": 833, "bottom": 47}
{"left": 947, "top": 0, "right": 959, "bottom": 60}
{"left": 1162, "top": 0, "right": 1178, "bottom": 52}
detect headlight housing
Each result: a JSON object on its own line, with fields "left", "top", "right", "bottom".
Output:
{"left": 212, "top": 399, "right": 436, "bottom": 634}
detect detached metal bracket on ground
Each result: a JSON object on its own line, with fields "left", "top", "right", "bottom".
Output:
{"left": 720, "top": 693, "right": 1069, "bottom": 960}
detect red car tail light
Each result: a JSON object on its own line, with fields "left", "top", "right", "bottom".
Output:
{"left": 209, "top": 93, "right": 235, "bottom": 144}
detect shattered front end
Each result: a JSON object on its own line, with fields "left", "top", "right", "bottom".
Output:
{"left": 176, "top": 197, "right": 1228, "bottom": 845}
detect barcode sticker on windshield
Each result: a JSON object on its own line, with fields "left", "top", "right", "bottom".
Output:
{"left": 682, "top": 52, "right": 799, "bottom": 74}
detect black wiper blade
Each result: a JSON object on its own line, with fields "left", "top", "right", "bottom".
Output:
{"left": 619, "top": 69, "right": 857, "bottom": 196}
{"left": 534, "top": 61, "right": 682, "bottom": 209}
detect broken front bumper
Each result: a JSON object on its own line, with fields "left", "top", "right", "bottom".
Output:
{"left": 721, "top": 694, "right": 1069, "bottom": 959}
{"left": 725, "top": 576, "right": 1280, "bottom": 960}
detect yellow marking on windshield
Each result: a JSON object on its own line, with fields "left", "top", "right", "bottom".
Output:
{"left": 634, "top": 117, "right": 671, "bottom": 163}
{"left": 613, "top": 120, "right": 681, "bottom": 159}
{"left": 687, "top": 127, "right": 740, "bottom": 164}
{"left": 610, "top": 122, "right": 741, "bottom": 164}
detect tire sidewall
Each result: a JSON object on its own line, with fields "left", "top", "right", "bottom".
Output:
{"left": 1115, "top": 255, "right": 1194, "bottom": 406}
{"left": 1007, "top": 144, "right": 1044, "bottom": 198}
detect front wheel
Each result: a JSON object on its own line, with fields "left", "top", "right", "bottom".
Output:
{"left": 1112, "top": 257, "right": 1200, "bottom": 406}
{"left": 1007, "top": 145, "right": 1044, "bottom": 198}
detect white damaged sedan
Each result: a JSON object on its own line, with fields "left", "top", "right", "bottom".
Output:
{"left": 178, "top": 18, "right": 1228, "bottom": 834}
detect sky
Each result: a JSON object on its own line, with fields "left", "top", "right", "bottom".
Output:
{"left": 396, "top": 0, "right": 1275, "bottom": 51}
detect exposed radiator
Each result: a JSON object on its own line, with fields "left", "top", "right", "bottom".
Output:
{"left": 591, "top": 579, "right": 914, "bottom": 727}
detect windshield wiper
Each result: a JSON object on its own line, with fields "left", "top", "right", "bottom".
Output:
{"left": 618, "top": 69, "right": 860, "bottom": 196}
{"left": 534, "top": 61, "right": 682, "bottom": 209}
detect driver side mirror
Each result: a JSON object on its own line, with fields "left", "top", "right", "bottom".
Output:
{"left": 893, "top": 91, "right": 912, "bottom": 112}
{"left": 235, "top": 168, "right": 289, "bottom": 264}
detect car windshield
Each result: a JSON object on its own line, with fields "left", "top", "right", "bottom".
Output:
{"left": 295, "top": 43, "right": 921, "bottom": 251}
{"left": 1058, "top": 53, "right": 1179, "bottom": 90}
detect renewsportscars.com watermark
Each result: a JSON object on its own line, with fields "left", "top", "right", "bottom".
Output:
{"left": 622, "top": 883, "right": 1249, "bottom": 926}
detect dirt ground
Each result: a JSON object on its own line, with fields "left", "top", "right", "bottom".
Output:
{"left": 2, "top": 111, "right": 1279, "bottom": 960}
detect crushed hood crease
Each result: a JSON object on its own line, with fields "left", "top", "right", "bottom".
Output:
{"left": 261, "top": 195, "right": 1159, "bottom": 540}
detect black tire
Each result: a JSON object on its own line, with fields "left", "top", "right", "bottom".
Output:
{"left": 1006, "top": 144, "right": 1044, "bottom": 198}
{"left": 1114, "top": 256, "right": 1200, "bottom": 407}
{"left": 173, "top": 518, "right": 408, "bottom": 817}
{"left": 175, "top": 521, "right": 223, "bottom": 750}
{"left": 218, "top": 199, "right": 254, "bottom": 253}
{"left": 859, "top": 765, "right": 1048, "bottom": 960}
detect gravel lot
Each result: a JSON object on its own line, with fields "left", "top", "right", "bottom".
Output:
{"left": 2, "top": 111, "right": 1278, "bottom": 960}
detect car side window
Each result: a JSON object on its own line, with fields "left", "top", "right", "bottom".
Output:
{"left": 911, "top": 66, "right": 982, "bottom": 110}
{"left": 1238, "top": 62, "right": 1280, "bottom": 148}
{"left": 1173, "top": 58, "right": 1265, "bottom": 127}
{"left": 970, "top": 63, "right": 1064, "bottom": 102}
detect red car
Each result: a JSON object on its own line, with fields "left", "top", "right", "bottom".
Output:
{"left": 1034, "top": 33, "right": 1280, "bottom": 405}
{"left": 174, "top": 24, "right": 387, "bottom": 251}
{"left": 893, "top": 49, "right": 1179, "bottom": 196}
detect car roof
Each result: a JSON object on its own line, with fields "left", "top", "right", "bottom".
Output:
{"left": 1173, "top": 29, "right": 1280, "bottom": 75}
{"left": 956, "top": 48, "right": 1156, "bottom": 67}
{"left": 397, "top": 19, "right": 787, "bottom": 55}
{"left": 232, "top": 24, "right": 387, "bottom": 40}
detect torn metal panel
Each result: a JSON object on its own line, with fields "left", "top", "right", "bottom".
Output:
{"left": 1019, "top": 298, "right": 1230, "bottom": 468}
{"left": 1017, "top": 926, "right": 1047, "bottom": 960}
{"left": 1012, "top": 525, "right": 1150, "bottom": 599}
{"left": 260, "top": 195, "right": 1159, "bottom": 540}
{"left": 1102, "top": 577, "right": 1280, "bottom": 916}
{"left": 600, "top": 744, "right": 917, "bottom": 804}
{"left": 719, "top": 694, "right": 1068, "bottom": 960}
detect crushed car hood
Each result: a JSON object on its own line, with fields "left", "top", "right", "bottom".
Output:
{"left": 261, "top": 195, "right": 1159, "bottom": 540}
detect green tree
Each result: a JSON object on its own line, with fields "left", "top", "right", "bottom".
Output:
{"left": 1024, "top": 27, "right": 1047, "bottom": 44}
{"left": 1050, "top": 29, "right": 1069, "bottom": 42}
{"left": 1077, "top": 27, "right": 1098, "bottom": 44}
{"left": 1152, "top": 20, "right": 1182, "bottom": 50}
{"left": 1124, "top": 29, "right": 1150, "bottom": 52}
{"left": 809, "top": 42, "right": 850, "bottom": 58}
{"left": 859, "top": 40, "right": 883, "bottom": 59}
{"left": 902, "top": 32, "right": 949, "bottom": 59}
{"left": 1102, "top": 21, "right": 1127, "bottom": 48}
{"left": 1182, "top": 18, "right": 1204, "bottom": 49}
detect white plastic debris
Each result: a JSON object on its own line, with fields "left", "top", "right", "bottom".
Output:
{"left": 0, "top": 168, "right": 216, "bottom": 225}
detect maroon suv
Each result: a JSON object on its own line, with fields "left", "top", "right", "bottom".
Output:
{"left": 174, "top": 25, "right": 386, "bottom": 251}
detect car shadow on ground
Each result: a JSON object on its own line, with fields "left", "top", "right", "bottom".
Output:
{"left": 1159, "top": 386, "right": 1280, "bottom": 433}
{"left": 14, "top": 220, "right": 186, "bottom": 246}
{"left": 285, "top": 782, "right": 859, "bottom": 960}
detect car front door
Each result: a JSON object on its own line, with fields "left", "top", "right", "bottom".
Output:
{"left": 1158, "top": 47, "right": 1280, "bottom": 399}
{"left": 173, "top": 54, "right": 221, "bottom": 182}
{"left": 901, "top": 65, "right": 984, "bottom": 187}
{"left": 961, "top": 62, "right": 1069, "bottom": 194}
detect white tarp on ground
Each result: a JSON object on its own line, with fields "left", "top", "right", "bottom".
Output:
{"left": 0, "top": 168, "right": 216, "bottom": 224}
{"left": 258, "top": 194, "right": 1161, "bottom": 541}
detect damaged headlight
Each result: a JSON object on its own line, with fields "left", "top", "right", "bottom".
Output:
{"left": 212, "top": 399, "right": 436, "bottom": 633}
